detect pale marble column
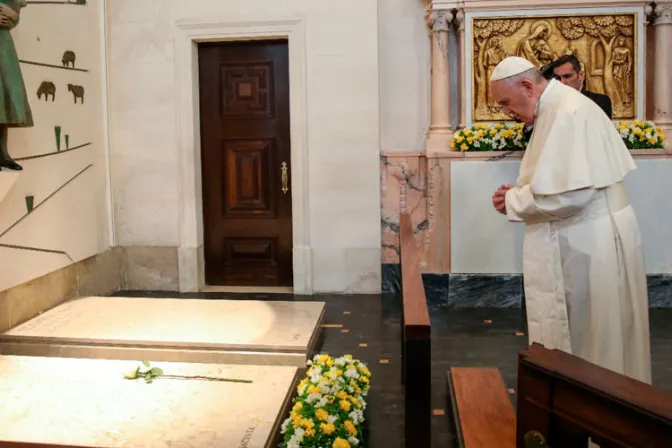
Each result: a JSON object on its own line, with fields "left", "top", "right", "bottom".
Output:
{"left": 651, "top": 2, "right": 672, "bottom": 134}
{"left": 455, "top": 10, "right": 467, "bottom": 129}
{"left": 425, "top": 9, "right": 454, "bottom": 152}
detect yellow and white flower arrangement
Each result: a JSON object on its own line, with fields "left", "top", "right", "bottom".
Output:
{"left": 450, "top": 122, "right": 526, "bottom": 152}
{"left": 617, "top": 120, "right": 667, "bottom": 150}
{"left": 279, "top": 354, "right": 371, "bottom": 448}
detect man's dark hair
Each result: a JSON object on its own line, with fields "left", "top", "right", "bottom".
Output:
{"left": 540, "top": 63, "right": 557, "bottom": 80}
{"left": 552, "top": 54, "right": 582, "bottom": 73}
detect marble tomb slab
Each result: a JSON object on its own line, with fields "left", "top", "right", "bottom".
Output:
{"left": 0, "top": 355, "right": 297, "bottom": 447}
{"left": 0, "top": 296, "right": 325, "bottom": 367}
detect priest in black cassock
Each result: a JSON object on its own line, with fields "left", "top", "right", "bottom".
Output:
{"left": 542, "top": 54, "right": 613, "bottom": 119}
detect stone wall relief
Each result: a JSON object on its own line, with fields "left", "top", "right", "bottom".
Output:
{"left": 471, "top": 14, "right": 637, "bottom": 122}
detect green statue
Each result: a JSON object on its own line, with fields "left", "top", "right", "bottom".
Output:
{"left": 0, "top": 0, "right": 32, "bottom": 171}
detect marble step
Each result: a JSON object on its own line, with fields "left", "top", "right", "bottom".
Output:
{"left": 0, "top": 296, "right": 325, "bottom": 367}
{"left": 0, "top": 355, "right": 298, "bottom": 447}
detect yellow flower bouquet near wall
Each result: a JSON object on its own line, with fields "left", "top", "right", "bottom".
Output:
{"left": 279, "top": 354, "right": 371, "bottom": 448}
{"left": 617, "top": 120, "right": 668, "bottom": 150}
{"left": 451, "top": 122, "right": 526, "bottom": 152}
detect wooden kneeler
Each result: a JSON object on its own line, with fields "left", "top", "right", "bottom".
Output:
{"left": 448, "top": 367, "right": 516, "bottom": 448}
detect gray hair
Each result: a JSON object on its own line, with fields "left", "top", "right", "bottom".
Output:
{"left": 500, "top": 68, "right": 545, "bottom": 87}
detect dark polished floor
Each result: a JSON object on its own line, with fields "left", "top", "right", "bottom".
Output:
{"left": 113, "top": 291, "right": 672, "bottom": 448}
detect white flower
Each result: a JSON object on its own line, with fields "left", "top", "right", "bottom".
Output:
{"left": 344, "top": 369, "right": 360, "bottom": 380}
{"left": 328, "top": 415, "right": 339, "bottom": 424}
{"left": 315, "top": 396, "right": 329, "bottom": 408}
{"left": 281, "top": 417, "right": 291, "bottom": 434}
{"left": 306, "top": 393, "right": 322, "bottom": 404}
{"left": 348, "top": 436, "right": 360, "bottom": 446}
{"left": 349, "top": 409, "right": 365, "bottom": 425}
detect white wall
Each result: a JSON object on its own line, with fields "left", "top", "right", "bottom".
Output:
{"left": 0, "top": 1, "right": 109, "bottom": 291}
{"left": 107, "top": 0, "right": 382, "bottom": 293}
{"left": 451, "top": 159, "right": 672, "bottom": 274}
{"left": 378, "top": 0, "right": 431, "bottom": 151}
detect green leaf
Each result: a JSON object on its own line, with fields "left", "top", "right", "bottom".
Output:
{"left": 150, "top": 367, "right": 164, "bottom": 376}
{"left": 142, "top": 360, "right": 150, "bottom": 368}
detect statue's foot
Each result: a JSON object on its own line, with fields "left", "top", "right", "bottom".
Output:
{"left": 0, "top": 160, "right": 23, "bottom": 171}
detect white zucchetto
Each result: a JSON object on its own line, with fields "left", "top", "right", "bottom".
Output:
{"left": 490, "top": 56, "right": 536, "bottom": 82}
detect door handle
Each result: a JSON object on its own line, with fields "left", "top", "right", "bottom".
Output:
{"left": 281, "top": 161, "right": 289, "bottom": 194}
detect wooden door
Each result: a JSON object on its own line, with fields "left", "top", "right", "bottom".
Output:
{"left": 198, "top": 40, "right": 292, "bottom": 287}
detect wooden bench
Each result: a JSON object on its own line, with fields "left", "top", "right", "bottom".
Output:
{"left": 449, "top": 343, "right": 672, "bottom": 447}
{"left": 517, "top": 343, "right": 672, "bottom": 447}
{"left": 399, "top": 213, "right": 432, "bottom": 448}
{"left": 448, "top": 367, "right": 516, "bottom": 448}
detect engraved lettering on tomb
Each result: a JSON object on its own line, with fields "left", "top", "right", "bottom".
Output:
{"left": 471, "top": 14, "right": 637, "bottom": 121}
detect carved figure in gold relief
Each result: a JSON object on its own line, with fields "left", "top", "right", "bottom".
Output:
{"left": 612, "top": 36, "right": 633, "bottom": 106}
{"left": 516, "top": 21, "right": 558, "bottom": 67}
{"left": 485, "top": 37, "right": 507, "bottom": 111}
{"left": 471, "top": 14, "right": 636, "bottom": 122}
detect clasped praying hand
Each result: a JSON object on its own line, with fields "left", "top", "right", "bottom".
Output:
{"left": 491, "top": 184, "right": 513, "bottom": 215}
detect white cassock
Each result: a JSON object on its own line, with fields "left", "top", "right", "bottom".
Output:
{"left": 505, "top": 79, "right": 652, "bottom": 384}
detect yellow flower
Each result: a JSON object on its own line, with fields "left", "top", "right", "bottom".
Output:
{"left": 632, "top": 127, "right": 642, "bottom": 135}
{"left": 301, "top": 418, "right": 315, "bottom": 430}
{"left": 326, "top": 358, "right": 334, "bottom": 367}
{"left": 450, "top": 139, "right": 456, "bottom": 149}
{"left": 361, "top": 375, "right": 369, "bottom": 384}
{"left": 305, "top": 428, "right": 316, "bottom": 437}
{"left": 320, "top": 422, "right": 336, "bottom": 435}
{"left": 337, "top": 391, "right": 349, "bottom": 400}
{"left": 315, "top": 409, "right": 329, "bottom": 421}
{"left": 333, "top": 438, "right": 351, "bottom": 448}
{"left": 476, "top": 130, "right": 485, "bottom": 138}
{"left": 318, "top": 354, "right": 331, "bottom": 364}
{"left": 463, "top": 128, "right": 472, "bottom": 135}
{"left": 460, "top": 143, "right": 468, "bottom": 151}
{"left": 648, "top": 137, "right": 656, "bottom": 144}
{"left": 456, "top": 136, "right": 465, "bottom": 143}
{"left": 308, "top": 385, "right": 321, "bottom": 395}
{"left": 495, "top": 123, "right": 504, "bottom": 129}
{"left": 297, "top": 379, "right": 309, "bottom": 393}
{"left": 344, "top": 355, "right": 352, "bottom": 360}
{"left": 293, "top": 402, "right": 303, "bottom": 413}
{"left": 340, "top": 399, "right": 352, "bottom": 412}
{"left": 518, "top": 129, "right": 523, "bottom": 135}
{"left": 344, "top": 420, "right": 357, "bottom": 436}
{"left": 489, "top": 129, "right": 498, "bottom": 136}
{"left": 467, "top": 136, "right": 475, "bottom": 144}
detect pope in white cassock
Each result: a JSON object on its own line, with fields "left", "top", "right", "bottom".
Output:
{"left": 489, "top": 56, "right": 652, "bottom": 384}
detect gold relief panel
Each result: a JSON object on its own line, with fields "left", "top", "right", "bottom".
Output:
{"left": 470, "top": 14, "right": 637, "bottom": 122}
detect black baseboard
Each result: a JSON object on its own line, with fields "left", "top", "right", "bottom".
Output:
{"left": 381, "top": 264, "right": 672, "bottom": 308}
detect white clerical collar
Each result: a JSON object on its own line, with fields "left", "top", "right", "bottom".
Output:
{"left": 534, "top": 79, "right": 557, "bottom": 118}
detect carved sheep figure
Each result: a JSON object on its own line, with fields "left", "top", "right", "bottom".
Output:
{"left": 67, "top": 84, "right": 84, "bottom": 104}
{"left": 37, "top": 81, "right": 56, "bottom": 101}
{"left": 62, "top": 50, "right": 76, "bottom": 68}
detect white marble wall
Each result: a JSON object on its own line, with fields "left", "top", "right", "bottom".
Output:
{"left": 107, "top": 0, "right": 382, "bottom": 293}
{"left": 378, "top": 0, "right": 431, "bottom": 151}
{"left": 0, "top": 1, "right": 109, "bottom": 292}
{"left": 451, "top": 159, "right": 672, "bottom": 274}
